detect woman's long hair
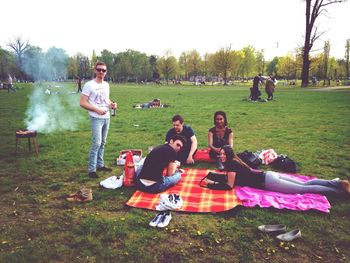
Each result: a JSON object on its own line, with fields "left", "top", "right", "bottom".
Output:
{"left": 221, "top": 145, "right": 251, "bottom": 170}
{"left": 214, "top": 111, "right": 228, "bottom": 126}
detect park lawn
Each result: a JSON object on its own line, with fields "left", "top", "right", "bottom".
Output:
{"left": 0, "top": 82, "right": 349, "bottom": 262}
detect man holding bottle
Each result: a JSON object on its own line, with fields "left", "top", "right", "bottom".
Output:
{"left": 80, "top": 61, "right": 117, "bottom": 178}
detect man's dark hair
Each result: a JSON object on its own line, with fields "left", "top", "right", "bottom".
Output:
{"left": 214, "top": 111, "right": 228, "bottom": 126}
{"left": 171, "top": 134, "right": 187, "bottom": 146}
{"left": 95, "top": 61, "right": 107, "bottom": 69}
{"left": 172, "top": 114, "right": 184, "bottom": 124}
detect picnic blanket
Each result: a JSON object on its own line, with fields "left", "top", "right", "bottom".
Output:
{"left": 235, "top": 174, "right": 331, "bottom": 213}
{"left": 126, "top": 168, "right": 242, "bottom": 212}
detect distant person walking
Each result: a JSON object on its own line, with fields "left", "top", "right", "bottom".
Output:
{"left": 76, "top": 76, "right": 82, "bottom": 93}
{"left": 7, "top": 74, "right": 14, "bottom": 93}
{"left": 80, "top": 61, "right": 117, "bottom": 178}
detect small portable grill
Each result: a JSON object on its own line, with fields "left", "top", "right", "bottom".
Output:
{"left": 15, "top": 129, "right": 39, "bottom": 156}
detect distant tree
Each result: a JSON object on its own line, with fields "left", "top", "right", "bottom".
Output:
{"left": 67, "top": 57, "right": 78, "bottom": 80}
{"left": 0, "top": 47, "right": 16, "bottom": 80}
{"left": 301, "top": 0, "right": 346, "bottom": 87}
{"left": 209, "top": 46, "right": 235, "bottom": 84}
{"left": 157, "top": 50, "right": 178, "bottom": 84}
{"left": 22, "top": 45, "right": 44, "bottom": 81}
{"left": 187, "top": 50, "right": 202, "bottom": 80}
{"left": 277, "top": 53, "right": 297, "bottom": 79}
{"left": 345, "top": 39, "right": 350, "bottom": 80}
{"left": 149, "top": 55, "right": 159, "bottom": 80}
{"left": 178, "top": 51, "right": 190, "bottom": 80}
{"left": 255, "top": 49, "right": 265, "bottom": 75}
{"left": 323, "top": 40, "right": 330, "bottom": 85}
{"left": 45, "top": 47, "right": 68, "bottom": 80}
{"left": 6, "top": 36, "right": 30, "bottom": 79}
{"left": 267, "top": 57, "right": 279, "bottom": 76}
{"left": 240, "top": 46, "right": 256, "bottom": 78}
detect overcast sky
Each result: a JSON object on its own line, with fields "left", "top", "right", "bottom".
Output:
{"left": 1, "top": 0, "right": 349, "bottom": 60}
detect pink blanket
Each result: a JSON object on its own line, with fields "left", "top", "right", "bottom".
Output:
{"left": 235, "top": 174, "right": 331, "bottom": 213}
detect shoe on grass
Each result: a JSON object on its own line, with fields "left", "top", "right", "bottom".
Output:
{"left": 149, "top": 212, "right": 165, "bottom": 227}
{"left": 66, "top": 188, "right": 92, "bottom": 202}
{"left": 97, "top": 166, "right": 113, "bottom": 172}
{"left": 157, "top": 211, "right": 172, "bottom": 228}
{"left": 88, "top": 172, "right": 99, "bottom": 178}
{"left": 258, "top": 224, "right": 287, "bottom": 233}
{"left": 276, "top": 229, "right": 301, "bottom": 242}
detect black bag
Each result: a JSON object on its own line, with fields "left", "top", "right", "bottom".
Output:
{"left": 199, "top": 172, "right": 227, "bottom": 188}
{"left": 237, "top": 151, "right": 262, "bottom": 168}
{"left": 271, "top": 155, "right": 298, "bottom": 173}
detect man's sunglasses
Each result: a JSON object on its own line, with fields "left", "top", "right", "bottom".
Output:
{"left": 96, "top": 68, "right": 107, "bottom": 73}
{"left": 175, "top": 143, "right": 183, "bottom": 149}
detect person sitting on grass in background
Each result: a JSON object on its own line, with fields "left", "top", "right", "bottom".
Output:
{"left": 208, "top": 111, "right": 233, "bottom": 170}
{"left": 134, "top": 134, "right": 187, "bottom": 193}
{"left": 165, "top": 115, "right": 198, "bottom": 165}
{"left": 206, "top": 145, "right": 350, "bottom": 196}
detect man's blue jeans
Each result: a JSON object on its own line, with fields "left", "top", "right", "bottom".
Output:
{"left": 134, "top": 164, "right": 182, "bottom": 193}
{"left": 88, "top": 116, "right": 110, "bottom": 172}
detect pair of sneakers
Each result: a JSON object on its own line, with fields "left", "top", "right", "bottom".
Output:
{"left": 149, "top": 211, "right": 172, "bottom": 228}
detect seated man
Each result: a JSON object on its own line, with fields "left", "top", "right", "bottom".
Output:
{"left": 134, "top": 134, "right": 187, "bottom": 193}
{"left": 165, "top": 115, "right": 198, "bottom": 164}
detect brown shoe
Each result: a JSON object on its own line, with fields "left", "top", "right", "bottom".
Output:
{"left": 66, "top": 188, "right": 93, "bottom": 202}
{"left": 340, "top": 180, "right": 350, "bottom": 194}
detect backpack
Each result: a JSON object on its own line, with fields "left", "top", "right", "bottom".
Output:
{"left": 237, "top": 150, "right": 262, "bottom": 168}
{"left": 271, "top": 155, "right": 298, "bottom": 173}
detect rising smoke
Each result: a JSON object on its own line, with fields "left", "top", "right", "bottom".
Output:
{"left": 22, "top": 47, "right": 85, "bottom": 133}
{"left": 25, "top": 85, "right": 84, "bottom": 133}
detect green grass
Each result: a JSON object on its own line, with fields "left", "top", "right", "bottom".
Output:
{"left": 0, "top": 82, "right": 349, "bottom": 262}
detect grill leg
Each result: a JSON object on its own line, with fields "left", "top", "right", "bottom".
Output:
{"left": 16, "top": 138, "right": 19, "bottom": 154}
{"left": 32, "top": 137, "right": 39, "bottom": 156}
{"left": 28, "top": 138, "right": 31, "bottom": 152}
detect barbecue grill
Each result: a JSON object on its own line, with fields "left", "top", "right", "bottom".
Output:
{"left": 15, "top": 129, "right": 38, "bottom": 156}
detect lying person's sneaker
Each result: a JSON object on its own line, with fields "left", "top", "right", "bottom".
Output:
{"left": 88, "top": 172, "right": 99, "bottom": 178}
{"left": 97, "top": 166, "right": 113, "bottom": 172}
{"left": 149, "top": 212, "right": 165, "bottom": 227}
{"left": 66, "top": 188, "right": 93, "bottom": 202}
{"left": 157, "top": 211, "right": 172, "bottom": 228}
{"left": 340, "top": 180, "right": 350, "bottom": 194}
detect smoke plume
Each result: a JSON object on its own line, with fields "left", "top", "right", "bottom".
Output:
{"left": 25, "top": 86, "right": 84, "bottom": 133}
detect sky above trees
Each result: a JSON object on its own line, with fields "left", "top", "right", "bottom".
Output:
{"left": 0, "top": 0, "right": 349, "bottom": 60}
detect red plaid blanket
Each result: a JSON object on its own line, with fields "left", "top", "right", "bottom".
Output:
{"left": 126, "top": 168, "right": 242, "bottom": 212}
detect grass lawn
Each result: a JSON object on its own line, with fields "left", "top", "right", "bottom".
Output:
{"left": 0, "top": 82, "right": 349, "bottom": 262}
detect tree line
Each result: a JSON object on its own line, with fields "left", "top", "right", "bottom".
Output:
{"left": 1, "top": 37, "right": 349, "bottom": 85}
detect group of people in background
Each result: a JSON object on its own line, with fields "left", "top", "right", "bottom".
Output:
{"left": 250, "top": 73, "right": 277, "bottom": 101}
{"left": 79, "top": 61, "right": 350, "bottom": 198}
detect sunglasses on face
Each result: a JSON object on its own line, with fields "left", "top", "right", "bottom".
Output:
{"left": 96, "top": 68, "right": 107, "bottom": 73}
{"left": 175, "top": 143, "right": 183, "bottom": 149}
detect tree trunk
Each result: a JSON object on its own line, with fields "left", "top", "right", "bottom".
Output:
{"left": 301, "top": 0, "right": 312, "bottom": 87}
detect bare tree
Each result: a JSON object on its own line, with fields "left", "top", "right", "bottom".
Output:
{"left": 301, "top": 0, "right": 345, "bottom": 87}
{"left": 6, "top": 36, "right": 30, "bottom": 70}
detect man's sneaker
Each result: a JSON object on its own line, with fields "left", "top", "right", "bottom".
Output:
{"left": 157, "top": 211, "right": 172, "bottom": 228}
{"left": 97, "top": 166, "right": 113, "bottom": 172}
{"left": 88, "top": 172, "right": 99, "bottom": 178}
{"left": 149, "top": 212, "right": 165, "bottom": 227}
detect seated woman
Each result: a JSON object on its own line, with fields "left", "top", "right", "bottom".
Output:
{"left": 208, "top": 111, "right": 233, "bottom": 170}
{"left": 206, "top": 145, "right": 350, "bottom": 196}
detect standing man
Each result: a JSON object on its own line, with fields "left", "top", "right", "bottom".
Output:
{"left": 165, "top": 115, "right": 198, "bottom": 164}
{"left": 134, "top": 134, "right": 187, "bottom": 193}
{"left": 76, "top": 76, "right": 82, "bottom": 93}
{"left": 80, "top": 61, "right": 117, "bottom": 178}
{"left": 265, "top": 74, "right": 277, "bottom": 101}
